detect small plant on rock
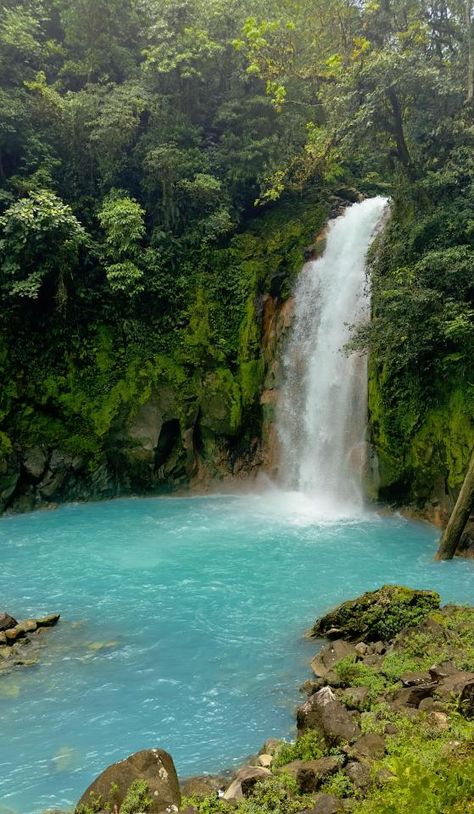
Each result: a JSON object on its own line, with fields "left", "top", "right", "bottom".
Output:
{"left": 272, "top": 730, "right": 325, "bottom": 768}
{"left": 120, "top": 779, "right": 153, "bottom": 814}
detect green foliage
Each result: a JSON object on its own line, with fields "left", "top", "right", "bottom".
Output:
{"left": 0, "top": 190, "right": 86, "bottom": 305}
{"left": 272, "top": 730, "right": 325, "bottom": 769}
{"left": 352, "top": 717, "right": 474, "bottom": 814}
{"left": 120, "top": 779, "right": 153, "bottom": 814}
{"left": 320, "top": 770, "right": 354, "bottom": 799}
{"left": 185, "top": 774, "right": 311, "bottom": 814}
{"left": 335, "top": 657, "right": 386, "bottom": 701}
{"left": 98, "top": 192, "right": 146, "bottom": 295}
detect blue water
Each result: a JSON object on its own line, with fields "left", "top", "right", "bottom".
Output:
{"left": 0, "top": 493, "right": 473, "bottom": 814}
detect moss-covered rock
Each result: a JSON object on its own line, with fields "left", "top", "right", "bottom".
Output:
{"left": 310, "top": 585, "right": 440, "bottom": 642}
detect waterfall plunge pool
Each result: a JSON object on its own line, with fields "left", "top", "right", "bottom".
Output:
{"left": 1, "top": 493, "right": 473, "bottom": 814}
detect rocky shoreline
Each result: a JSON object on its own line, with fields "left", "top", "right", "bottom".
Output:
{"left": 71, "top": 585, "right": 474, "bottom": 814}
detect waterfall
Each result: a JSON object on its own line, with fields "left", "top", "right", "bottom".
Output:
{"left": 277, "top": 197, "right": 388, "bottom": 515}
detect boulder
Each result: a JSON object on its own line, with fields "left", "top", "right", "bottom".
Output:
{"left": 5, "top": 626, "right": 26, "bottom": 644}
{"left": 259, "top": 738, "right": 282, "bottom": 756}
{"left": 435, "top": 670, "right": 474, "bottom": 699}
{"left": 258, "top": 754, "right": 273, "bottom": 768}
{"left": 341, "top": 687, "right": 369, "bottom": 711}
{"left": 76, "top": 749, "right": 180, "bottom": 814}
{"left": 23, "top": 446, "right": 47, "bottom": 479}
{"left": 180, "top": 775, "right": 227, "bottom": 799}
{"left": 345, "top": 760, "right": 372, "bottom": 791}
{"left": 0, "top": 613, "right": 18, "bottom": 632}
{"left": 276, "top": 757, "right": 340, "bottom": 793}
{"left": 311, "top": 640, "right": 356, "bottom": 678}
{"left": 350, "top": 734, "right": 385, "bottom": 761}
{"left": 20, "top": 620, "right": 38, "bottom": 633}
{"left": 459, "top": 680, "right": 474, "bottom": 718}
{"left": 0, "top": 451, "right": 20, "bottom": 505}
{"left": 0, "top": 632, "right": 7, "bottom": 646}
{"left": 307, "top": 792, "right": 344, "bottom": 814}
{"left": 37, "top": 614, "right": 60, "bottom": 627}
{"left": 310, "top": 586, "right": 440, "bottom": 642}
{"left": 429, "top": 662, "right": 457, "bottom": 681}
{"left": 222, "top": 766, "right": 271, "bottom": 801}
{"left": 393, "top": 684, "right": 437, "bottom": 708}
{"left": 297, "top": 687, "right": 361, "bottom": 745}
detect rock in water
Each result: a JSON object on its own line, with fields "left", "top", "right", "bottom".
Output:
{"left": 310, "top": 585, "right": 440, "bottom": 642}
{"left": 0, "top": 613, "right": 18, "bottom": 632}
{"left": 76, "top": 749, "right": 180, "bottom": 814}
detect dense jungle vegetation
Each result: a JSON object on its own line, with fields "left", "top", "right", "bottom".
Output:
{"left": 0, "top": 0, "right": 473, "bottom": 507}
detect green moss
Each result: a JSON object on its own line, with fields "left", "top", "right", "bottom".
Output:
{"left": 311, "top": 586, "right": 440, "bottom": 642}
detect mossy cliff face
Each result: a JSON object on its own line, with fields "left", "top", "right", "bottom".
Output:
{"left": 0, "top": 194, "right": 328, "bottom": 513}
{"left": 364, "top": 172, "right": 474, "bottom": 521}
{"left": 368, "top": 369, "right": 474, "bottom": 522}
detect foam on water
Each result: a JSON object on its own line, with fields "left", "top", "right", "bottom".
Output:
{"left": 1, "top": 495, "right": 473, "bottom": 813}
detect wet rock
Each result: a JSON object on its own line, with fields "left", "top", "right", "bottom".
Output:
{"left": 310, "top": 586, "right": 440, "bottom": 642}
{"left": 23, "top": 446, "right": 47, "bottom": 479}
{"left": 5, "top": 626, "right": 26, "bottom": 644}
{"left": 20, "top": 619, "right": 38, "bottom": 633}
{"left": 297, "top": 686, "right": 361, "bottom": 745}
{"left": 259, "top": 738, "right": 282, "bottom": 756}
{"left": 276, "top": 757, "right": 340, "bottom": 793}
{"left": 311, "top": 640, "right": 356, "bottom": 678}
{"left": 351, "top": 733, "right": 386, "bottom": 761}
{"left": 76, "top": 748, "right": 181, "bottom": 814}
{"left": 0, "top": 613, "right": 18, "bottom": 632}
{"left": 223, "top": 766, "right": 271, "bottom": 801}
{"left": 37, "top": 613, "right": 60, "bottom": 627}
{"left": 0, "top": 451, "right": 20, "bottom": 506}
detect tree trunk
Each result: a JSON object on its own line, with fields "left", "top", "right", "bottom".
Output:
{"left": 436, "top": 448, "right": 474, "bottom": 560}
{"left": 387, "top": 87, "right": 412, "bottom": 168}
{"left": 466, "top": 1, "right": 474, "bottom": 110}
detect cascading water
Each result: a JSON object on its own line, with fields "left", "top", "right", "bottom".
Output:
{"left": 277, "top": 196, "right": 388, "bottom": 515}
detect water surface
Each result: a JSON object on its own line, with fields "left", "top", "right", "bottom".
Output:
{"left": 1, "top": 493, "right": 472, "bottom": 813}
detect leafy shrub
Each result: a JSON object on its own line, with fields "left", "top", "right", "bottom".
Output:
{"left": 320, "top": 770, "right": 355, "bottom": 798}
{"left": 120, "top": 779, "right": 153, "bottom": 814}
{"left": 272, "top": 730, "right": 325, "bottom": 768}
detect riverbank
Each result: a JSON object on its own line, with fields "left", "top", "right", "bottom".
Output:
{"left": 73, "top": 585, "right": 474, "bottom": 814}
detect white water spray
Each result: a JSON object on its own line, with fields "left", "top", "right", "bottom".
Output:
{"left": 277, "top": 197, "right": 388, "bottom": 515}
